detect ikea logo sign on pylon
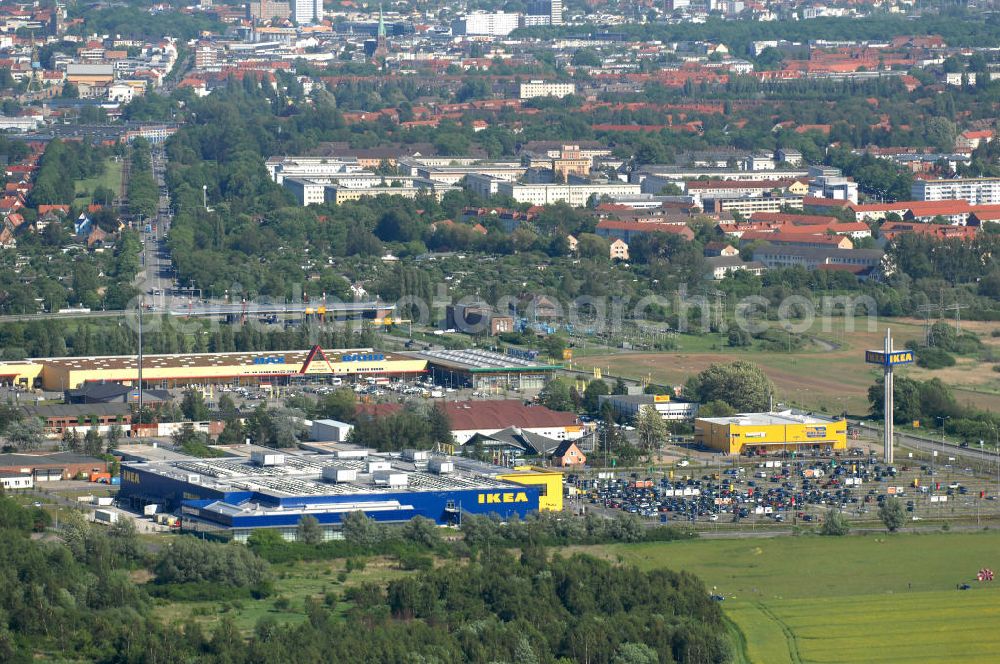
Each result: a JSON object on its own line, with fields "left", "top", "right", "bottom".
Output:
{"left": 478, "top": 492, "right": 528, "bottom": 504}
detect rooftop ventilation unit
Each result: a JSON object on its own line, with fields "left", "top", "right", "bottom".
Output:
{"left": 428, "top": 459, "right": 454, "bottom": 474}
{"left": 322, "top": 467, "right": 358, "bottom": 483}
{"left": 251, "top": 452, "right": 285, "bottom": 466}
{"left": 372, "top": 471, "right": 408, "bottom": 487}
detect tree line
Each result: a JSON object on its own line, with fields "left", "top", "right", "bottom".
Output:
{"left": 0, "top": 483, "right": 727, "bottom": 663}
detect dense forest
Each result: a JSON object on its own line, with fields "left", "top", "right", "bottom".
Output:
{"left": 0, "top": 490, "right": 727, "bottom": 663}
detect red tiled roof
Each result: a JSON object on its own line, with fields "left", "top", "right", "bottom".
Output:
{"left": 751, "top": 212, "right": 839, "bottom": 225}
{"left": 880, "top": 222, "right": 977, "bottom": 240}
{"left": 741, "top": 230, "right": 851, "bottom": 246}
{"left": 852, "top": 200, "right": 971, "bottom": 216}
{"left": 441, "top": 399, "right": 579, "bottom": 431}
{"left": 37, "top": 205, "right": 70, "bottom": 216}
{"left": 596, "top": 219, "right": 693, "bottom": 237}
{"left": 355, "top": 403, "right": 404, "bottom": 419}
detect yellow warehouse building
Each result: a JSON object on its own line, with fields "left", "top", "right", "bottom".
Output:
{"left": 0, "top": 346, "right": 428, "bottom": 391}
{"left": 695, "top": 411, "right": 847, "bottom": 455}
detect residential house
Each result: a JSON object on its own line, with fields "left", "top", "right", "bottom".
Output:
{"left": 74, "top": 214, "right": 92, "bottom": 237}
{"left": 705, "top": 255, "right": 766, "bottom": 280}
{"left": 879, "top": 222, "right": 978, "bottom": 241}
{"left": 609, "top": 238, "right": 629, "bottom": 260}
{"left": 704, "top": 241, "right": 739, "bottom": 257}
{"left": 739, "top": 231, "right": 854, "bottom": 250}
{"left": 550, "top": 440, "right": 586, "bottom": 467}
{"left": 753, "top": 245, "right": 885, "bottom": 274}
{"left": 595, "top": 219, "right": 695, "bottom": 243}
{"left": 957, "top": 129, "right": 994, "bottom": 151}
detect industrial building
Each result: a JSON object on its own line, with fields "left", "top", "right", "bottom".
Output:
{"left": 412, "top": 348, "right": 559, "bottom": 391}
{"left": 0, "top": 346, "right": 428, "bottom": 390}
{"left": 0, "top": 452, "right": 110, "bottom": 482}
{"left": 440, "top": 399, "right": 586, "bottom": 445}
{"left": 694, "top": 411, "right": 848, "bottom": 455}
{"left": 118, "top": 446, "right": 563, "bottom": 541}
{"left": 598, "top": 393, "right": 700, "bottom": 422}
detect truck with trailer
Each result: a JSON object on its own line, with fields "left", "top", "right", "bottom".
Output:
{"left": 94, "top": 509, "right": 118, "bottom": 525}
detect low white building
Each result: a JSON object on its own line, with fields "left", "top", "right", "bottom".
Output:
{"left": 598, "top": 393, "right": 700, "bottom": 421}
{"left": 0, "top": 472, "right": 33, "bottom": 491}
{"left": 484, "top": 178, "right": 641, "bottom": 206}
{"left": 265, "top": 156, "right": 364, "bottom": 184}
{"left": 519, "top": 80, "right": 576, "bottom": 99}
{"left": 107, "top": 83, "right": 135, "bottom": 103}
{"left": 311, "top": 419, "right": 354, "bottom": 442}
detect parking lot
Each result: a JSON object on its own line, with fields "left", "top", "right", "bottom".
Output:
{"left": 569, "top": 447, "right": 1000, "bottom": 528}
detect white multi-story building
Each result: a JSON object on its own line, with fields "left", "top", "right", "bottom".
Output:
{"left": 744, "top": 153, "right": 776, "bottom": 171}
{"left": 411, "top": 164, "right": 526, "bottom": 186}
{"left": 519, "top": 80, "right": 575, "bottom": 99}
{"left": 265, "top": 156, "right": 363, "bottom": 184}
{"left": 497, "top": 180, "right": 641, "bottom": 206}
{"left": 807, "top": 166, "right": 858, "bottom": 204}
{"left": 522, "top": 0, "right": 562, "bottom": 25}
{"left": 452, "top": 12, "right": 521, "bottom": 36}
{"left": 912, "top": 177, "right": 1000, "bottom": 205}
{"left": 293, "top": 0, "right": 322, "bottom": 24}
{"left": 283, "top": 175, "right": 459, "bottom": 205}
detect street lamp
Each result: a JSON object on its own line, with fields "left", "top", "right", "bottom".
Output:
{"left": 936, "top": 415, "right": 950, "bottom": 440}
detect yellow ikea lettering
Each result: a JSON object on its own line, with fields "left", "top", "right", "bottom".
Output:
{"left": 477, "top": 492, "right": 529, "bottom": 504}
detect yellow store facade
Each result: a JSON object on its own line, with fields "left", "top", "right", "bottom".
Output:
{"left": 695, "top": 412, "right": 847, "bottom": 455}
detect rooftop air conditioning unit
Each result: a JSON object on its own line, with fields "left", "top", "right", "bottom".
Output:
{"left": 322, "top": 467, "right": 358, "bottom": 483}
{"left": 428, "top": 459, "right": 454, "bottom": 474}
{"left": 251, "top": 452, "right": 285, "bottom": 466}
{"left": 372, "top": 471, "right": 408, "bottom": 488}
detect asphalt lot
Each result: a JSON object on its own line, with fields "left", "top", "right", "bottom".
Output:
{"left": 570, "top": 446, "right": 1000, "bottom": 529}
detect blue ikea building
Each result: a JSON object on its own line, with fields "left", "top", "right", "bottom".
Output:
{"left": 119, "top": 452, "right": 542, "bottom": 541}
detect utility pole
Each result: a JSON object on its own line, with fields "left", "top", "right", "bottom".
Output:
{"left": 916, "top": 304, "right": 938, "bottom": 346}
{"left": 942, "top": 302, "right": 969, "bottom": 332}
{"left": 137, "top": 300, "right": 143, "bottom": 428}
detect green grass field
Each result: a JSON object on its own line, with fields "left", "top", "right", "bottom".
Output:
{"left": 152, "top": 557, "right": 411, "bottom": 633}
{"left": 74, "top": 158, "right": 123, "bottom": 203}
{"left": 578, "top": 531, "right": 1000, "bottom": 663}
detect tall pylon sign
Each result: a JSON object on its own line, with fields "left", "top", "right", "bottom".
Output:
{"left": 865, "top": 328, "right": 914, "bottom": 464}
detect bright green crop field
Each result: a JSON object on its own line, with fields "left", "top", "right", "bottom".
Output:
{"left": 580, "top": 531, "right": 1000, "bottom": 663}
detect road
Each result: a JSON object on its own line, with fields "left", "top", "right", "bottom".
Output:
{"left": 134, "top": 147, "right": 174, "bottom": 305}
{"left": 855, "top": 421, "right": 1000, "bottom": 467}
